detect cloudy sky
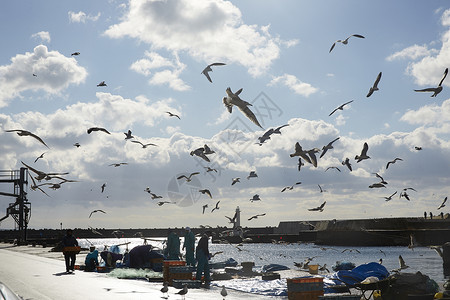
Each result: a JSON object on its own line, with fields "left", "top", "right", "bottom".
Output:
{"left": 1, "top": 0, "right": 449, "bottom": 231}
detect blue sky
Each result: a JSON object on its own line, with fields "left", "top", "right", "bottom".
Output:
{"left": 0, "top": 0, "right": 449, "bottom": 230}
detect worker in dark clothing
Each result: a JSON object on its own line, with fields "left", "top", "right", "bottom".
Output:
{"left": 62, "top": 229, "right": 79, "bottom": 273}
{"left": 165, "top": 230, "right": 181, "bottom": 260}
{"left": 183, "top": 227, "right": 196, "bottom": 266}
{"left": 84, "top": 246, "right": 99, "bottom": 272}
{"left": 424, "top": 211, "right": 427, "bottom": 219}
{"left": 195, "top": 232, "right": 211, "bottom": 288}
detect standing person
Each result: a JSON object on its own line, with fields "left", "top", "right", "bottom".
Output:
{"left": 165, "top": 230, "right": 181, "bottom": 260}
{"left": 62, "top": 229, "right": 79, "bottom": 273}
{"left": 84, "top": 246, "right": 99, "bottom": 272}
{"left": 195, "top": 232, "right": 211, "bottom": 288}
{"left": 183, "top": 227, "right": 195, "bottom": 266}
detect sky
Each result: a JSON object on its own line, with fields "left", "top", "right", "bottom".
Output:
{"left": 0, "top": 0, "right": 450, "bottom": 230}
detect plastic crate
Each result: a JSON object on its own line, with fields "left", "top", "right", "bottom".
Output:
{"left": 169, "top": 266, "right": 195, "bottom": 273}
{"left": 62, "top": 246, "right": 81, "bottom": 254}
{"left": 172, "top": 279, "right": 202, "bottom": 289}
{"left": 287, "top": 277, "right": 324, "bottom": 292}
{"left": 288, "top": 290, "right": 324, "bottom": 300}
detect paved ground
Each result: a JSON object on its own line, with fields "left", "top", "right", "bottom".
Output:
{"left": 0, "top": 243, "right": 283, "bottom": 299}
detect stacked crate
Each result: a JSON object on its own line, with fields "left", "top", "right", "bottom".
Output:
{"left": 163, "top": 261, "right": 186, "bottom": 283}
{"left": 287, "top": 277, "right": 324, "bottom": 300}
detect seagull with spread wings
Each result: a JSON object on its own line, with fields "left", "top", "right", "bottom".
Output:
{"left": 231, "top": 177, "right": 240, "bottom": 185}
{"left": 383, "top": 191, "right": 397, "bottom": 201}
{"left": 177, "top": 172, "right": 200, "bottom": 182}
{"left": 190, "top": 147, "right": 210, "bottom": 162}
{"left": 211, "top": 201, "right": 220, "bottom": 213}
{"left": 414, "top": 68, "right": 448, "bottom": 97}
{"left": 308, "top": 201, "right": 326, "bottom": 212}
{"left": 166, "top": 111, "right": 181, "bottom": 119}
{"left": 281, "top": 182, "right": 302, "bottom": 192}
{"left": 199, "top": 189, "right": 212, "bottom": 198}
{"left": 87, "top": 127, "right": 110, "bottom": 134}
{"left": 34, "top": 152, "right": 46, "bottom": 163}
{"left": 329, "top": 100, "right": 354, "bottom": 116}
{"left": 124, "top": 130, "right": 134, "bottom": 140}
{"left": 329, "top": 34, "right": 365, "bottom": 53}
{"left": 438, "top": 197, "right": 447, "bottom": 210}
{"left": 97, "top": 81, "right": 107, "bottom": 87}
{"left": 325, "top": 166, "right": 341, "bottom": 172}
{"left": 320, "top": 137, "right": 340, "bottom": 158}
{"left": 342, "top": 157, "right": 352, "bottom": 171}
{"left": 355, "top": 142, "right": 370, "bottom": 162}
{"left": 201, "top": 62, "right": 226, "bottom": 83}
{"left": 250, "top": 194, "right": 261, "bottom": 202}
{"left": 109, "top": 162, "right": 127, "bottom": 167}
{"left": 386, "top": 157, "right": 403, "bottom": 169}
{"left": 6, "top": 129, "right": 50, "bottom": 148}
{"left": 89, "top": 209, "right": 106, "bottom": 218}
{"left": 131, "top": 140, "right": 157, "bottom": 148}
{"left": 248, "top": 213, "right": 266, "bottom": 221}
{"left": 366, "top": 72, "right": 382, "bottom": 97}
{"left": 223, "top": 87, "right": 263, "bottom": 128}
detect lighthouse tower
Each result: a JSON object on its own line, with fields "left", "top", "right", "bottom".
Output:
{"left": 235, "top": 206, "right": 241, "bottom": 228}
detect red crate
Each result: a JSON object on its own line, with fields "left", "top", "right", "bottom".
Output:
{"left": 287, "top": 277, "right": 324, "bottom": 292}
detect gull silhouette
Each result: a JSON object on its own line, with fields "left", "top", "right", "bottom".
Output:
{"left": 201, "top": 62, "right": 226, "bottom": 83}
{"left": 250, "top": 194, "right": 261, "bottom": 202}
{"left": 34, "top": 152, "right": 46, "bottom": 163}
{"left": 248, "top": 213, "right": 266, "bottom": 221}
{"left": 211, "top": 201, "right": 220, "bottom": 213}
{"left": 131, "top": 140, "right": 157, "bottom": 148}
{"left": 329, "top": 34, "right": 365, "bottom": 53}
{"left": 247, "top": 171, "right": 258, "bottom": 180}
{"left": 97, "top": 81, "right": 107, "bottom": 87}
{"left": 124, "top": 130, "right": 134, "bottom": 140}
{"left": 177, "top": 172, "right": 200, "bottom": 182}
{"left": 329, "top": 100, "right": 354, "bottom": 116}
{"left": 383, "top": 191, "right": 397, "bottom": 201}
{"left": 223, "top": 87, "right": 263, "bottom": 128}
{"left": 89, "top": 209, "right": 106, "bottom": 218}
{"left": 366, "top": 72, "right": 382, "bottom": 97}
{"left": 386, "top": 157, "right": 403, "bottom": 169}
{"left": 308, "top": 201, "right": 326, "bottom": 212}
{"left": 166, "top": 111, "right": 181, "bottom": 119}
{"left": 320, "top": 137, "right": 340, "bottom": 158}
{"left": 87, "top": 127, "right": 110, "bottom": 135}
{"left": 231, "top": 177, "right": 240, "bottom": 185}
{"left": 438, "top": 197, "right": 447, "bottom": 210}
{"left": 199, "top": 189, "right": 212, "bottom": 198}
{"left": 325, "top": 166, "right": 341, "bottom": 172}
{"left": 342, "top": 157, "right": 352, "bottom": 171}
{"left": 6, "top": 129, "right": 50, "bottom": 148}
{"left": 414, "top": 68, "right": 448, "bottom": 97}
{"left": 355, "top": 142, "right": 370, "bottom": 162}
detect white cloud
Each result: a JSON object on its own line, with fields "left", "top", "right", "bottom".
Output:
{"left": 31, "top": 31, "right": 51, "bottom": 43}
{"left": 268, "top": 74, "right": 318, "bottom": 97}
{"left": 335, "top": 114, "right": 347, "bottom": 126}
{"left": 0, "top": 45, "right": 87, "bottom": 108}
{"left": 400, "top": 99, "right": 450, "bottom": 125}
{"left": 130, "top": 51, "right": 174, "bottom": 76}
{"left": 104, "top": 0, "right": 295, "bottom": 77}
{"left": 386, "top": 44, "right": 438, "bottom": 61}
{"left": 68, "top": 11, "right": 101, "bottom": 23}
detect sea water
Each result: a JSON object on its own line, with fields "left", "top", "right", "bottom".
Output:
{"left": 77, "top": 237, "right": 447, "bottom": 285}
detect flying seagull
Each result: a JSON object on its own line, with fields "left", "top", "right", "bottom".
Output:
{"left": 272, "top": 124, "right": 289, "bottom": 134}
{"left": 6, "top": 129, "right": 50, "bottom": 148}
{"left": 73, "top": 142, "right": 81, "bottom": 148}
{"left": 34, "top": 152, "right": 46, "bottom": 163}
{"left": 290, "top": 142, "right": 312, "bottom": 164}
{"left": 157, "top": 201, "right": 175, "bottom": 206}
{"left": 281, "top": 182, "right": 302, "bottom": 192}
{"left": 386, "top": 158, "right": 403, "bottom": 169}
{"left": 248, "top": 213, "right": 266, "bottom": 221}
{"left": 131, "top": 140, "right": 157, "bottom": 148}
{"left": 298, "top": 158, "right": 304, "bottom": 172}
{"left": 204, "top": 167, "right": 217, "bottom": 173}
{"left": 101, "top": 183, "right": 106, "bottom": 193}
{"left": 355, "top": 142, "right": 370, "bottom": 162}
{"left": 97, "top": 81, "right": 107, "bottom": 87}
{"left": 231, "top": 177, "right": 240, "bottom": 185}
{"left": 415, "top": 146, "right": 422, "bottom": 151}
{"left": 177, "top": 172, "right": 200, "bottom": 182}
{"left": 190, "top": 147, "right": 210, "bottom": 162}
{"left": 383, "top": 191, "right": 397, "bottom": 201}
{"left": 308, "top": 201, "right": 326, "bottom": 212}
{"left": 211, "top": 201, "right": 220, "bottom": 213}
{"left": 150, "top": 193, "right": 163, "bottom": 200}
{"left": 108, "top": 163, "right": 127, "bottom": 167}
{"left": 89, "top": 209, "right": 106, "bottom": 218}
{"left": 203, "top": 144, "right": 215, "bottom": 155}
{"left": 87, "top": 127, "right": 111, "bottom": 135}
{"left": 199, "top": 189, "right": 212, "bottom": 198}
{"left": 223, "top": 87, "right": 263, "bottom": 128}
{"left": 366, "top": 72, "right": 382, "bottom": 97}
{"left": 166, "top": 111, "right": 180, "bottom": 119}
{"left": 369, "top": 183, "right": 386, "bottom": 188}
{"left": 21, "top": 161, "right": 69, "bottom": 181}
{"left": 202, "top": 204, "right": 208, "bottom": 214}
{"left": 124, "top": 130, "right": 134, "bottom": 140}
{"left": 71, "top": 52, "right": 80, "bottom": 56}
{"left": 329, "top": 34, "right": 365, "bottom": 53}
{"left": 342, "top": 157, "right": 352, "bottom": 171}
{"left": 250, "top": 194, "right": 261, "bottom": 202}
{"left": 201, "top": 62, "right": 226, "bottom": 83}
{"left": 414, "top": 68, "right": 448, "bottom": 97}
{"left": 320, "top": 137, "right": 340, "bottom": 158}
{"left": 400, "top": 191, "right": 410, "bottom": 201}
{"left": 438, "top": 197, "right": 447, "bottom": 210}
{"left": 318, "top": 184, "right": 327, "bottom": 193}
{"left": 325, "top": 166, "right": 341, "bottom": 172}
{"left": 247, "top": 171, "right": 258, "bottom": 180}
{"left": 329, "top": 100, "right": 354, "bottom": 116}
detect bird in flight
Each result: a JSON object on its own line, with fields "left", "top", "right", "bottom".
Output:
{"left": 190, "top": 147, "right": 211, "bottom": 162}
{"left": 199, "top": 189, "right": 212, "bottom": 198}
{"left": 248, "top": 213, "right": 266, "bottom": 221}
{"left": 414, "top": 68, "right": 448, "bottom": 97}
{"left": 383, "top": 191, "right": 397, "bottom": 201}
{"left": 281, "top": 182, "right": 302, "bottom": 192}
{"left": 166, "top": 111, "right": 181, "bottom": 119}
{"left": 97, "top": 81, "right": 107, "bottom": 87}
{"left": 71, "top": 52, "right": 80, "bottom": 56}
{"left": 150, "top": 192, "right": 163, "bottom": 200}
{"left": 204, "top": 167, "right": 217, "bottom": 173}
{"left": 101, "top": 183, "right": 106, "bottom": 193}
{"left": 211, "top": 201, "right": 220, "bottom": 213}
{"left": 438, "top": 197, "right": 447, "bottom": 210}
{"left": 202, "top": 204, "right": 208, "bottom": 214}
{"left": 386, "top": 158, "right": 403, "bottom": 169}
{"left": 329, "top": 100, "right": 354, "bottom": 116}
{"left": 177, "top": 172, "right": 200, "bottom": 182}
{"left": 87, "top": 127, "right": 110, "bottom": 135}
{"left": 342, "top": 158, "right": 352, "bottom": 171}
{"left": 6, "top": 129, "right": 50, "bottom": 148}
{"left": 223, "top": 87, "right": 263, "bottom": 128}
{"left": 250, "top": 194, "right": 261, "bottom": 202}
{"left": 73, "top": 142, "right": 81, "bottom": 148}
{"left": 415, "top": 146, "right": 422, "bottom": 151}
{"left": 329, "top": 34, "right": 365, "bottom": 53}
{"left": 355, "top": 142, "right": 370, "bottom": 162}
{"left": 325, "top": 166, "right": 341, "bottom": 172}
{"left": 399, "top": 191, "right": 410, "bottom": 201}
{"left": 318, "top": 184, "right": 327, "bottom": 193}
{"left": 247, "top": 171, "right": 258, "bottom": 180}
{"left": 320, "top": 137, "right": 340, "bottom": 158}
{"left": 308, "top": 201, "right": 326, "bottom": 212}
{"left": 231, "top": 177, "right": 240, "bottom": 185}
{"left": 373, "top": 173, "right": 388, "bottom": 185}
{"left": 34, "top": 152, "right": 46, "bottom": 163}
{"left": 366, "top": 72, "right": 382, "bottom": 97}
{"left": 369, "top": 183, "right": 386, "bottom": 188}
{"left": 109, "top": 162, "right": 127, "bottom": 167}
{"left": 131, "top": 140, "right": 157, "bottom": 148}
{"left": 89, "top": 209, "right": 106, "bottom": 218}
{"left": 201, "top": 62, "right": 226, "bottom": 83}
{"left": 157, "top": 201, "right": 175, "bottom": 206}
{"left": 124, "top": 130, "right": 134, "bottom": 140}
